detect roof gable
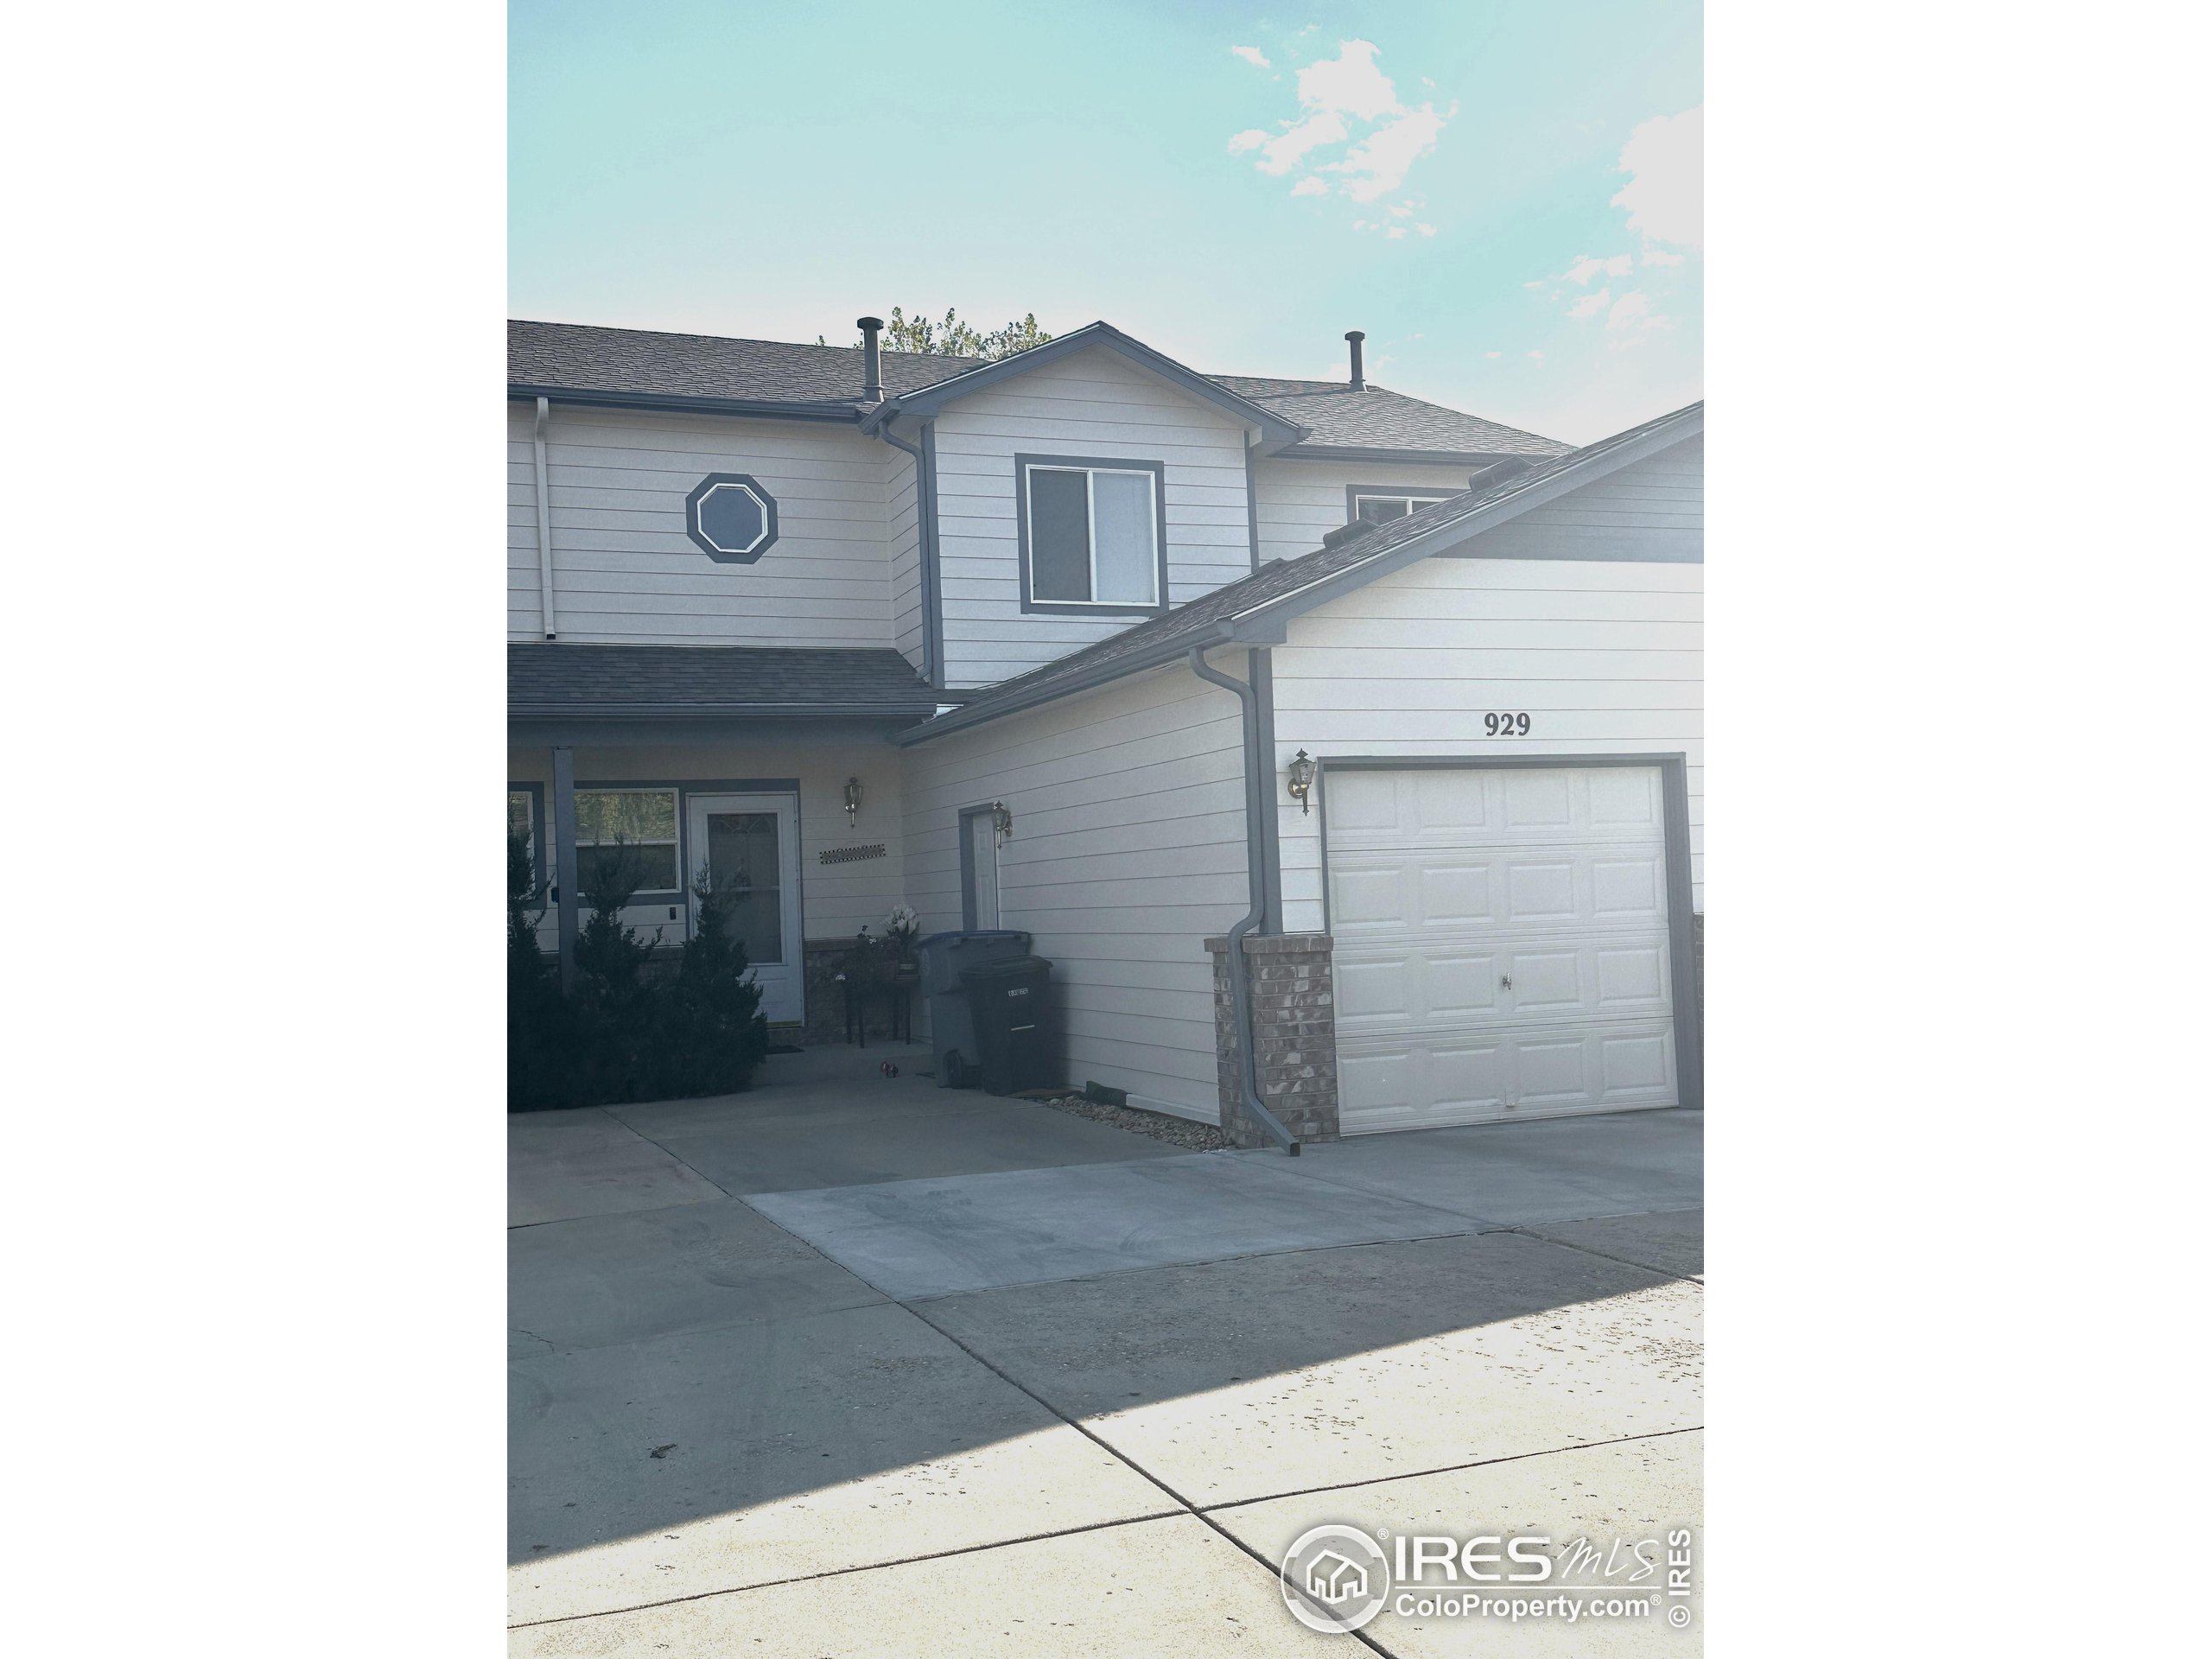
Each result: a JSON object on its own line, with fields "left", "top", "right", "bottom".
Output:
{"left": 858, "top": 321, "right": 1305, "bottom": 450}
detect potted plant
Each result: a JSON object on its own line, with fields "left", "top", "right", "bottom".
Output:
{"left": 884, "top": 904, "right": 921, "bottom": 984}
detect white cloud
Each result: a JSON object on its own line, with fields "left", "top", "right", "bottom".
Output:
{"left": 1254, "top": 110, "right": 1347, "bottom": 175}
{"left": 1386, "top": 203, "right": 1412, "bottom": 219}
{"left": 1527, "top": 349, "right": 1546, "bottom": 364}
{"left": 1321, "top": 102, "right": 1451, "bottom": 201}
{"left": 1567, "top": 288, "right": 1611, "bottom": 320}
{"left": 1611, "top": 106, "right": 1701, "bottom": 248}
{"left": 1416, "top": 222, "right": 1437, "bottom": 237}
{"left": 1564, "top": 252, "right": 1633, "bottom": 285}
{"left": 1231, "top": 45, "right": 1271, "bottom": 69}
{"left": 1643, "top": 247, "right": 1685, "bottom": 267}
{"left": 1386, "top": 226, "right": 1406, "bottom": 239}
{"left": 1295, "top": 38, "right": 1401, "bottom": 121}
{"left": 1289, "top": 176, "right": 1329, "bottom": 197}
{"left": 1522, "top": 279, "right": 1546, "bottom": 289}
{"left": 1607, "top": 291, "right": 1652, "bottom": 329}
{"left": 1224, "top": 38, "right": 1450, "bottom": 213}
{"left": 1485, "top": 350, "right": 1503, "bottom": 359}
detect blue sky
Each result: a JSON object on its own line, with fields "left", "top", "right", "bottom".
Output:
{"left": 510, "top": 1, "right": 1701, "bottom": 442}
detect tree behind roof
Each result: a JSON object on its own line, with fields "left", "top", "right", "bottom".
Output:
{"left": 820, "top": 308, "right": 1052, "bottom": 361}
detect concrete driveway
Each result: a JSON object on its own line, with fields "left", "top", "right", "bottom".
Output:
{"left": 509, "top": 1049, "right": 1703, "bottom": 1656}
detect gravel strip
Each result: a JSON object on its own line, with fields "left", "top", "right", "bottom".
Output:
{"left": 1024, "top": 1093, "right": 1233, "bottom": 1151}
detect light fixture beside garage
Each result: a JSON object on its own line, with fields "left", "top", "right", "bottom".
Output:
{"left": 843, "top": 776, "right": 863, "bottom": 828}
{"left": 992, "top": 800, "right": 1014, "bottom": 845}
{"left": 1285, "top": 750, "right": 1317, "bottom": 815}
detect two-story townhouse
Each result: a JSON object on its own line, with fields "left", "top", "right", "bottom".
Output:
{"left": 509, "top": 316, "right": 1702, "bottom": 1144}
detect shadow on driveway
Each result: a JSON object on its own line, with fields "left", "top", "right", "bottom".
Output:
{"left": 508, "top": 1050, "right": 1703, "bottom": 1629}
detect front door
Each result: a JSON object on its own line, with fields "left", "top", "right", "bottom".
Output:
{"left": 686, "top": 792, "right": 804, "bottom": 1024}
{"left": 962, "top": 805, "right": 1001, "bottom": 930}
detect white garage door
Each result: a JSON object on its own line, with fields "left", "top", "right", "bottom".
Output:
{"left": 1327, "top": 765, "right": 1678, "bottom": 1134}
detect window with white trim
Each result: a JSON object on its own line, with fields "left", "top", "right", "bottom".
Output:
{"left": 1020, "top": 461, "right": 1161, "bottom": 607}
{"left": 1351, "top": 490, "right": 1456, "bottom": 525}
{"left": 575, "top": 788, "right": 680, "bottom": 896}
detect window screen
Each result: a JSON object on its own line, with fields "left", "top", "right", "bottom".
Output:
{"left": 1090, "top": 471, "right": 1155, "bottom": 601}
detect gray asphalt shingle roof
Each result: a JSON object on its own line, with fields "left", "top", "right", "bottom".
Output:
{"left": 508, "top": 321, "right": 982, "bottom": 408}
{"left": 509, "top": 320, "right": 1565, "bottom": 456}
{"left": 1210, "top": 374, "right": 1567, "bottom": 457}
{"left": 900, "top": 402, "right": 1700, "bottom": 741}
{"left": 508, "top": 644, "right": 945, "bottom": 721}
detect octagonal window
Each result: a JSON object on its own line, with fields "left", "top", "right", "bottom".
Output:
{"left": 683, "top": 473, "right": 780, "bottom": 563}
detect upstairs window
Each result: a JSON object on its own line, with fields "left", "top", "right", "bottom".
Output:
{"left": 1351, "top": 488, "right": 1457, "bottom": 525}
{"left": 1017, "top": 455, "right": 1166, "bottom": 613}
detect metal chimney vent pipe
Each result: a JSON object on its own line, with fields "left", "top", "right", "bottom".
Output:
{"left": 1344, "top": 329, "right": 1367, "bottom": 391}
{"left": 858, "top": 315, "right": 884, "bottom": 401}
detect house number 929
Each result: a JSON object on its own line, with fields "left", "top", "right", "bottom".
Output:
{"left": 1484, "top": 712, "right": 1532, "bottom": 736}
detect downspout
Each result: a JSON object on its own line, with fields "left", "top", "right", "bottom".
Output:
{"left": 532, "top": 397, "right": 557, "bottom": 640}
{"left": 872, "top": 417, "right": 940, "bottom": 687}
{"left": 1188, "top": 645, "right": 1299, "bottom": 1154}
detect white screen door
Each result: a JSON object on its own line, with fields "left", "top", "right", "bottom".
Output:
{"left": 963, "top": 808, "right": 1001, "bottom": 930}
{"left": 686, "top": 791, "right": 803, "bottom": 1023}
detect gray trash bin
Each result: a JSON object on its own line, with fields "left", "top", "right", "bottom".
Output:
{"left": 913, "top": 929, "right": 1032, "bottom": 1088}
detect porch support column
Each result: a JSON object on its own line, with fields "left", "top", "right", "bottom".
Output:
{"left": 550, "top": 744, "right": 580, "bottom": 993}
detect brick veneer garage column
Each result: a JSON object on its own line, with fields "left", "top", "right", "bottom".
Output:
{"left": 1205, "top": 932, "right": 1340, "bottom": 1147}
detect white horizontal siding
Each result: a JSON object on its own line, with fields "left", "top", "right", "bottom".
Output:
{"left": 1465, "top": 435, "right": 1702, "bottom": 563}
{"left": 1251, "top": 456, "right": 1480, "bottom": 566}
{"left": 509, "top": 401, "right": 899, "bottom": 649}
{"left": 931, "top": 346, "right": 1255, "bottom": 690}
{"left": 1271, "top": 549, "right": 1704, "bottom": 925}
{"left": 507, "top": 737, "right": 908, "bottom": 950}
{"left": 898, "top": 662, "right": 1249, "bottom": 1118}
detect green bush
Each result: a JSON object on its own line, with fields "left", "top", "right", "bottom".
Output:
{"left": 507, "top": 832, "right": 567, "bottom": 1110}
{"left": 507, "top": 842, "right": 769, "bottom": 1110}
{"left": 652, "top": 867, "right": 770, "bottom": 1098}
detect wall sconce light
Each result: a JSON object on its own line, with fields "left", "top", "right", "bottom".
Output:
{"left": 1286, "top": 750, "right": 1317, "bottom": 815}
{"left": 843, "top": 776, "right": 863, "bottom": 829}
{"left": 991, "top": 800, "right": 1014, "bottom": 845}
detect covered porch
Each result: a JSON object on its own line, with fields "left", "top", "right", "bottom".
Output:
{"left": 508, "top": 644, "right": 950, "bottom": 1046}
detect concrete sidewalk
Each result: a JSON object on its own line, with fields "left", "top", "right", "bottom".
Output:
{"left": 509, "top": 1052, "right": 1703, "bottom": 1656}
